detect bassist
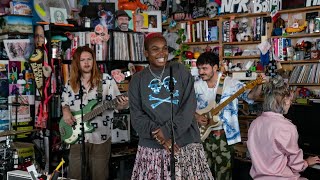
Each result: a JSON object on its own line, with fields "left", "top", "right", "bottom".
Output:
{"left": 194, "top": 52, "right": 264, "bottom": 180}
{"left": 61, "top": 46, "right": 128, "bottom": 180}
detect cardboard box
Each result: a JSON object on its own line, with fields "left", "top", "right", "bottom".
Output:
{"left": 0, "top": 15, "right": 33, "bottom": 34}
{"left": 11, "top": 142, "right": 34, "bottom": 165}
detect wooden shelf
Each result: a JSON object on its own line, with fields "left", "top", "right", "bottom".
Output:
{"left": 272, "top": 32, "right": 320, "bottom": 39}
{"left": 223, "top": 41, "right": 261, "bottom": 45}
{"left": 220, "top": 12, "right": 269, "bottom": 19}
{"left": 162, "top": 12, "right": 268, "bottom": 26}
{"left": 279, "top": 6, "right": 320, "bottom": 14}
{"left": 289, "top": 83, "right": 320, "bottom": 86}
{"left": 183, "top": 41, "right": 219, "bottom": 45}
{"left": 223, "top": 55, "right": 260, "bottom": 59}
{"left": 280, "top": 60, "right": 320, "bottom": 64}
{"left": 190, "top": 16, "right": 219, "bottom": 22}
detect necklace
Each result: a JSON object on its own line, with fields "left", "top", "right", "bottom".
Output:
{"left": 212, "top": 80, "right": 217, "bottom": 88}
{"left": 148, "top": 65, "right": 166, "bottom": 84}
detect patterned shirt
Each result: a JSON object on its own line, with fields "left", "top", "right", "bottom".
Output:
{"left": 61, "top": 73, "right": 120, "bottom": 144}
{"left": 195, "top": 75, "right": 253, "bottom": 145}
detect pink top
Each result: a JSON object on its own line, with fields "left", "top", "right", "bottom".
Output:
{"left": 247, "top": 112, "right": 308, "bottom": 180}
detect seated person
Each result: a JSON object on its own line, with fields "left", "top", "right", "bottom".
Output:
{"left": 247, "top": 75, "right": 320, "bottom": 179}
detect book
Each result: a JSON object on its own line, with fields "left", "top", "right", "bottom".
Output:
{"left": 208, "top": 20, "right": 218, "bottom": 41}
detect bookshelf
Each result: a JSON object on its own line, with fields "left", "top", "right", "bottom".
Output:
{"left": 271, "top": 6, "right": 320, "bottom": 86}
{"left": 222, "top": 55, "right": 260, "bottom": 59}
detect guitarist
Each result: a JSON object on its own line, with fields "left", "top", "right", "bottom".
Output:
{"left": 194, "top": 52, "right": 264, "bottom": 180}
{"left": 61, "top": 46, "right": 128, "bottom": 180}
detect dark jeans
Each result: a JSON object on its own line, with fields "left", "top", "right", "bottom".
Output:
{"left": 68, "top": 139, "right": 111, "bottom": 180}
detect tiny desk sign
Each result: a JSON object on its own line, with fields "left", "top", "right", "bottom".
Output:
{"left": 220, "top": 0, "right": 283, "bottom": 13}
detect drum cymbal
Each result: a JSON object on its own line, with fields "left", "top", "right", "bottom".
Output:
{"left": 0, "top": 129, "right": 39, "bottom": 137}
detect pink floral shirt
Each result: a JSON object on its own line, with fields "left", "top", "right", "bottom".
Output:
{"left": 247, "top": 112, "right": 308, "bottom": 180}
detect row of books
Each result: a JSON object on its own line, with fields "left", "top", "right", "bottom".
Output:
{"left": 289, "top": 64, "right": 320, "bottom": 84}
{"left": 272, "top": 37, "right": 291, "bottom": 61}
{"left": 180, "top": 20, "right": 218, "bottom": 43}
{"left": 107, "top": 31, "right": 146, "bottom": 61}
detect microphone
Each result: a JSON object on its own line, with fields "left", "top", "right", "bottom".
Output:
{"left": 169, "top": 66, "right": 174, "bottom": 93}
{"left": 78, "top": 76, "right": 83, "bottom": 98}
{"left": 169, "top": 64, "right": 175, "bottom": 180}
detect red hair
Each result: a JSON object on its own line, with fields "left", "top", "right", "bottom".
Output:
{"left": 144, "top": 32, "right": 166, "bottom": 50}
{"left": 70, "top": 46, "right": 101, "bottom": 93}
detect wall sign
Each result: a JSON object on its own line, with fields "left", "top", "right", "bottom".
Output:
{"left": 220, "top": 0, "right": 283, "bottom": 14}
{"left": 253, "top": 0, "right": 282, "bottom": 13}
{"left": 220, "top": 0, "right": 249, "bottom": 13}
{"left": 306, "top": 0, "right": 320, "bottom": 7}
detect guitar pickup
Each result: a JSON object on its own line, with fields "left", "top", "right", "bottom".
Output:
{"left": 72, "top": 122, "right": 77, "bottom": 130}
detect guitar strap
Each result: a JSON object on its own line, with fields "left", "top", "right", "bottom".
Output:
{"left": 216, "top": 74, "right": 225, "bottom": 104}
{"left": 97, "top": 81, "right": 103, "bottom": 102}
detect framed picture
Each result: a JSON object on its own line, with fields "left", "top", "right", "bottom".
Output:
{"left": 88, "top": 2, "right": 116, "bottom": 30}
{"left": 147, "top": 11, "right": 162, "bottom": 32}
{"left": 316, "top": 38, "right": 320, "bottom": 50}
{"left": 50, "top": 7, "right": 68, "bottom": 24}
{"left": 3, "top": 39, "right": 32, "bottom": 61}
{"left": 134, "top": 12, "right": 149, "bottom": 32}
{"left": 33, "top": 0, "right": 71, "bottom": 23}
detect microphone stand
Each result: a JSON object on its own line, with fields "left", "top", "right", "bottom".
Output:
{"left": 169, "top": 65, "right": 175, "bottom": 180}
{"left": 79, "top": 79, "right": 86, "bottom": 180}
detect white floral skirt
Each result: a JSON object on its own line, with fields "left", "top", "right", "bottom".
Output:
{"left": 131, "top": 143, "right": 214, "bottom": 180}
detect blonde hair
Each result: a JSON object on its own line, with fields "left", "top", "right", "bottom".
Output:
{"left": 69, "top": 46, "right": 101, "bottom": 92}
{"left": 263, "top": 75, "right": 291, "bottom": 114}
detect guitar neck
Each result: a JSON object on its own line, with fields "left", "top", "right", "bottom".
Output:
{"left": 83, "top": 92, "right": 128, "bottom": 122}
{"left": 83, "top": 100, "right": 117, "bottom": 122}
{"left": 211, "top": 87, "right": 246, "bottom": 115}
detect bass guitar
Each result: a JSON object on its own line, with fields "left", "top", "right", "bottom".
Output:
{"left": 59, "top": 92, "right": 128, "bottom": 144}
{"left": 197, "top": 78, "right": 263, "bottom": 141}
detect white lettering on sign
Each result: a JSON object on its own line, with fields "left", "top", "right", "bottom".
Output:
{"left": 221, "top": 0, "right": 233, "bottom": 13}
{"left": 306, "top": 0, "right": 320, "bottom": 7}
{"left": 221, "top": 0, "right": 249, "bottom": 13}
{"left": 237, "top": 0, "right": 249, "bottom": 12}
{"left": 254, "top": 0, "right": 269, "bottom": 13}
{"left": 254, "top": 0, "right": 281, "bottom": 13}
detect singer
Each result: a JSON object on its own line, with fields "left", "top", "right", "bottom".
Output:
{"left": 129, "top": 33, "right": 213, "bottom": 179}
{"left": 61, "top": 46, "right": 128, "bottom": 180}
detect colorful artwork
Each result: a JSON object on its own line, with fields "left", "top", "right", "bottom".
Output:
{"left": 89, "top": 2, "right": 116, "bottom": 30}
{"left": 3, "top": 39, "right": 32, "bottom": 61}
{"left": 0, "top": 15, "right": 33, "bottom": 34}
{"left": 8, "top": 95, "right": 31, "bottom": 123}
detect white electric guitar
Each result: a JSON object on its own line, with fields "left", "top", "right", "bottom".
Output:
{"left": 197, "top": 78, "right": 263, "bottom": 141}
